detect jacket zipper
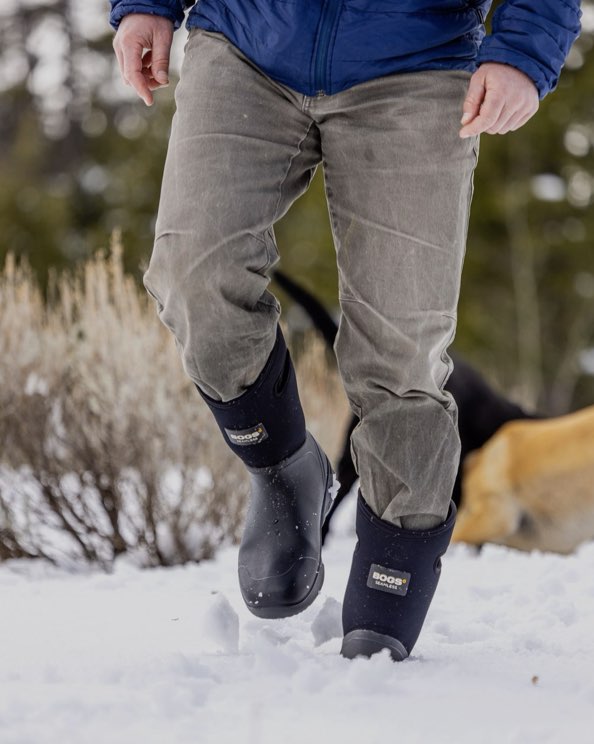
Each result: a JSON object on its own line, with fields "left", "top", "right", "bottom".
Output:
{"left": 312, "top": 0, "right": 342, "bottom": 95}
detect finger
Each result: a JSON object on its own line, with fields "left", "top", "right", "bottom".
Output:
{"left": 151, "top": 31, "right": 172, "bottom": 85}
{"left": 486, "top": 106, "right": 515, "bottom": 135}
{"left": 142, "top": 49, "right": 169, "bottom": 91}
{"left": 504, "top": 112, "right": 526, "bottom": 133}
{"left": 460, "top": 88, "right": 505, "bottom": 137}
{"left": 147, "top": 78, "right": 165, "bottom": 91}
{"left": 140, "top": 66, "right": 159, "bottom": 88}
{"left": 129, "top": 69, "right": 154, "bottom": 105}
{"left": 495, "top": 108, "right": 526, "bottom": 135}
{"left": 138, "top": 57, "right": 166, "bottom": 89}
{"left": 497, "top": 101, "right": 537, "bottom": 134}
{"left": 140, "top": 68, "right": 165, "bottom": 92}
{"left": 508, "top": 108, "right": 535, "bottom": 133}
{"left": 113, "top": 39, "right": 126, "bottom": 82}
{"left": 461, "top": 72, "right": 486, "bottom": 126}
{"left": 122, "top": 39, "right": 153, "bottom": 105}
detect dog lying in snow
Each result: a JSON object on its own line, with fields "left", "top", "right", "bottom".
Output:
{"left": 453, "top": 405, "right": 594, "bottom": 554}
{"left": 271, "top": 270, "right": 536, "bottom": 538}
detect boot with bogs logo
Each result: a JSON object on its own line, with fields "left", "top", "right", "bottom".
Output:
{"left": 197, "top": 324, "right": 339, "bottom": 618}
{"left": 341, "top": 491, "right": 456, "bottom": 660}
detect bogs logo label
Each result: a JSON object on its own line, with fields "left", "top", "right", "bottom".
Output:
{"left": 367, "top": 564, "right": 411, "bottom": 596}
{"left": 224, "top": 423, "right": 269, "bottom": 446}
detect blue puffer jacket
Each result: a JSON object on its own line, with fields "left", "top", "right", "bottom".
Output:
{"left": 109, "top": 0, "right": 581, "bottom": 99}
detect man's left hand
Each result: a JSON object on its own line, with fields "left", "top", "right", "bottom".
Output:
{"left": 460, "top": 62, "right": 539, "bottom": 138}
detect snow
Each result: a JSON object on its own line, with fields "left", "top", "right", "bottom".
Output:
{"left": 311, "top": 597, "right": 343, "bottom": 647}
{"left": 1, "top": 515, "right": 594, "bottom": 744}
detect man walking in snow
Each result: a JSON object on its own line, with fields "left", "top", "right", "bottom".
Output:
{"left": 110, "top": 0, "right": 581, "bottom": 660}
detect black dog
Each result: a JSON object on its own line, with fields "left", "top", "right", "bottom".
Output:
{"left": 272, "top": 270, "right": 537, "bottom": 537}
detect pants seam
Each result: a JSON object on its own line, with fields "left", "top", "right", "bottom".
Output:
{"left": 272, "top": 120, "right": 315, "bottom": 223}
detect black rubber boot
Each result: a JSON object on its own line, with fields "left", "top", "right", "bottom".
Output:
{"left": 239, "top": 431, "right": 338, "bottom": 618}
{"left": 341, "top": 491, "right": 456, "bottom": 661}
{"left": 196, "top": 325, "right": 339, "bottom": 618}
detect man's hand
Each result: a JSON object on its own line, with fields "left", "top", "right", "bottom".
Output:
{"left": 113, "top": 14, "right": 174, "bottom": 106}
{"left": 460, "top": 63, "right": 539, "bottom": 138}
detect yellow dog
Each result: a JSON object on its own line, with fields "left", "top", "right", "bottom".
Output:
{"left": 453, "top": 404, "right": 594, "bottom": 554}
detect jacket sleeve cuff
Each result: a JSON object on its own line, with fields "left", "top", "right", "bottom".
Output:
{"left": 109, "top": 1, "right": 186, "bottom": 31}
{"left": 476, "top": 42, "right": 551, "bottom": 99}
{"left": 476, "top": 0, "right": 581, "bottom": 99}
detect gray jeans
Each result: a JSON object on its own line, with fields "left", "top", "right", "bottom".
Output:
{"left": 144, "top": 29, "right": 479, "bottom": 528}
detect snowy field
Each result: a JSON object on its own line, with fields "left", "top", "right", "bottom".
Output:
{"left": 1, "top": 499, "right": 594, "bottom": 744}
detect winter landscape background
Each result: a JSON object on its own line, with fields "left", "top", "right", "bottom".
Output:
{"left": 1, "top": 1, "right": 594, "bottom": 742}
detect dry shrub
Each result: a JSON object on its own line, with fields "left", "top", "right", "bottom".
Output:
{"left": 0, "top": 240, "right": 349, "bottom": 568}
{"left": 0, "top": 240, "right": 248, "bottom": 567}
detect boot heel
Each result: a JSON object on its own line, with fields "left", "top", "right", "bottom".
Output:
{"left": 341, "top": 629, "right": 408, "bottom": 661}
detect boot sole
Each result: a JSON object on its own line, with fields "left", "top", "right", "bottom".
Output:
{"left": 341, "top": 629, "right": 409, "bottom": 661}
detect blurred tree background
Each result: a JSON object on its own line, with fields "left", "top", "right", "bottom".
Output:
{"left": 1, "top": 0, "right": 593, "bottom": 414}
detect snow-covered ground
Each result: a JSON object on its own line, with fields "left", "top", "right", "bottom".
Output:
{"left": 1, "top": 499, "right": 594, "bottom": 744}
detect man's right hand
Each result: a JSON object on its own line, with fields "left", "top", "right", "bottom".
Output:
{"left": 113, "top": 14, "right": 174, "bottom": 106}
